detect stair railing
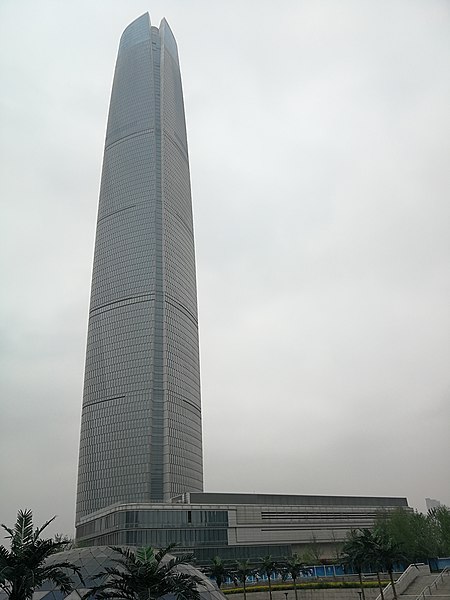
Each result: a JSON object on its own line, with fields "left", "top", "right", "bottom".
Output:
{"left": 375, "top": 564, "right": 429, "bottom": 600}
{"left": 415, "top": 567, "right": 449, "bottom": 600}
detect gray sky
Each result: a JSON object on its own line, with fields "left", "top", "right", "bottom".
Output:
{"left": 1, "top": 0, "right": 449, "bottom": 538}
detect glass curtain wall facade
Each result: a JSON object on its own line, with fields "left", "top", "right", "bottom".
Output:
{"left": 76, "top": 13, "right": 203, "bottom": 524}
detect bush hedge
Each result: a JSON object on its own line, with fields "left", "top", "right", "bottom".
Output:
{"left": 223, "top": 581, "right": 389, "bottom": 595}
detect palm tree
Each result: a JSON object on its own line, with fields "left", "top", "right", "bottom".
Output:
{"left": 356, "top": 529, "right": 386, "bottom": 600}
{"left": 372, "top": 532, "right": 405, "bottom": 600}
{"left": 208, "top": 556, "right": 230, "bottom": 589}
{"left": 259, "top": 556, "right": 277, "bottom": 600}
{"left": 0, "top": 509, "right": 82, "bottom": 600}
{"left": 88, "top": 545, "right": 202, "bottom": 600}
{"left": 281, "top": 553, "right": 305, "bottom": 600}
{"left": 341, "top": 530, "right": 368, "bottom": 600}
{"left": 52, "top": 534, "right": 74, "bottom": 552}
{"left": 233, "top": 559, "right": 254, "bottom": 600}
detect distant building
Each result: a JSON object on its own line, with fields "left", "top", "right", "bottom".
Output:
{"left": 426, "top": 498, "right": 442, "bottom": 511}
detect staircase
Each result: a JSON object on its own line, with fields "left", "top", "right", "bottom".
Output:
{"left": 375, "top": 565, "right": 450, "bottom": 600}
{"left": 400, "top": 569, "right": 450, "bottom": 600}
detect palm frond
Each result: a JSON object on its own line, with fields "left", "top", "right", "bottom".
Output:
{"left": 110, "top": 547, "right": 131, "bottom": 559}
{"left": 40, "top": 567, "right": 76, "bottom": 595}
{"left": 89, "top": 546, "right": 202, "bottom": 600}
{"left": 13, "top": 510, "right": 34, "bottom": 549}
{"left": 1, "top": 524, "right": 14, "bottom": 538}
{"left": 34, "top": 516, "right": 56, "bottom": 541}
{"left": 135, "top": 547, "right": 154, "bottom": 564}
{"left": 0, "top": 545, "right": 11, "bottom": 563}
{"left": 1, "top": 510, "right": 81, "bottom": 600}
{"left": 43, "top": 560, "right": 83, "bottom": 583}
{"left": 172, "top": 552, "right": 195, "bottom": 566}
{"left": 155, "top": 544, "right": 177, "bottom": 564}
{"left": 170, "top": 572, "right": 201, "bottom": 600}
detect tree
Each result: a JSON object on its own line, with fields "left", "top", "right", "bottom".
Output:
{"left": 362, "top": 530, "right": 386, "bottom": 600}
{"left": 341, "top": 530, "right": 368, "bottom": 600}
{"left": 233, "top": 559, "right": 254, "bottom": 600}
{"left": 372, "top": 531, "right": 406, "bottom": 600}
{"left": 52, "top": 535, "right": 74, "bottom": 553}
{"left": 0, "top": 509, "right": 82, "bottom": 600}
{"left": 88, "top": 545, "right": 202, "bottom": 600}
{"left": 259, "top": 556, "right": 277, "bottom": 600}
{"left": 376, "top": 509, "right": 434, "bottom": 563}
{"left": 208, "top": 556, "right": 230, "bottom": 589}
{"left": 428, "top": 506, "right": 450, "bottom": 557}
{"left": 281, "top": 553, "right": 305, "bottom": 600}
{"left": 304, "top": 534, "right": 323, "bottom": 565}
{"left": 345, "top": 529, "right": 388, "bottom": 600}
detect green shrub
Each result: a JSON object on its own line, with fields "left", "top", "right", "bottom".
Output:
{"left": 223, "top": 581, "right": 388, "bottom": 595}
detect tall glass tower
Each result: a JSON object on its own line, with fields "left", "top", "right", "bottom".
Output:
{"left": 76, "top": 13, "right": 203, "bottom": 524}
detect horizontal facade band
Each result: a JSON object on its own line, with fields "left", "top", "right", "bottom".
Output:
{"left": 89, "top": 293, "right": 156, "bottom": 316}
{"left": 104, "top": 128, "right": 155, "bottom": 152}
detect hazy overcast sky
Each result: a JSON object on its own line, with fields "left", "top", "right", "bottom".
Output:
{"left": 1, "top": 0, "right": 449, "bottom": 537}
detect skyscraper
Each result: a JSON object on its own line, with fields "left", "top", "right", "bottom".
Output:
{"left": 76, "top": 13, "right": 203, "bottom": 525}
{"left": 74, "top": 13, "right": 410, "bottom": 561}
